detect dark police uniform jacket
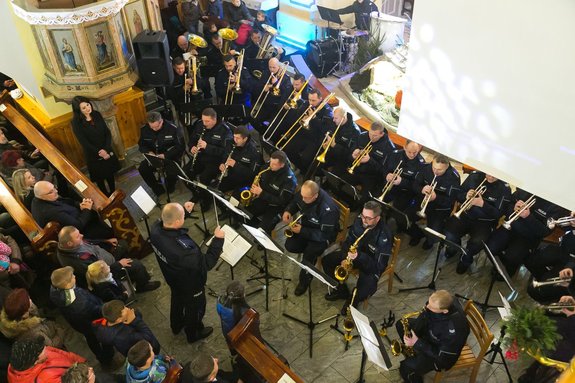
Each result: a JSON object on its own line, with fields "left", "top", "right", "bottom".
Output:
{"left": 224, "top": 139, "right": 261, "bottom": 180}
{"left": 349, "top": 131, "right": 395, "bottom": 176}
{"left": 253, "top": 70, "right": 293, "bottom": 108}
{"left": 382, "top": 149, "right": 426, "bottom": 192}
{"left": 413, "top": 164, "right": 461, "bottom": 212}
{"left": 343, "top": 217, "right": 393, "bottom": 276}
{"left": 215, "top": 67, "right": 253, "bottom": 104}
{"left": 150, "top": 221, "right": 224, "bottom": 294}
{"left": 257, "top": 164, "right": 297, "bottom": 208}
{"left": 188, "top": 121, "right": 232, "bottom": 163}
{"left": 323, "top": 112, "right": 360, "bottom": 160}
{"left": 412, "top": 300, "right": 470, "bottom": 370}
{"left": 138, "top": 121, "right": 184, "bottom": 161}
{"left": 456, "top": 171, "right": 511, "bottom": 224}
{"left": 290, "top": 101, "right": 333, "bottom": 147}
{"left": 285, "top": 188, "right": 340, "bottom": 243}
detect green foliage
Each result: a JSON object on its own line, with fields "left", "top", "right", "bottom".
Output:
{"left": 502, "top": 306, "right": 561, "bottom": 355}
{"left": 352, "top": 25, "right": 386, "bottom": 72}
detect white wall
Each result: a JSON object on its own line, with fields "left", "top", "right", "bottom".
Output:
{"left": 398, "top": 0, "right": 575, "bottom": 210}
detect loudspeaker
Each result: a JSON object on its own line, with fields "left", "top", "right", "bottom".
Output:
{"left": 133, "top": 30, "right": 173, "bottom": 87}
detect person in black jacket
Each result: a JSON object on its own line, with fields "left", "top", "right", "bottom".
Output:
{"left": 49, "top": 266, "right": 114, "bottom": 366}
{"left": 337, "top": 0, "right": 378, "bottom": 30}
{"left": 320, "top": 107, "right": 361, "bottom": 170}
{"left": 226, "top": 0, "right": 254, "bottom": 30}
{"left": 71, "top": 96, "right": 120, "bottom": 196}
{"left": 485, "top": 189, "right": 568, "bottom": 277}
{"left": 283, "top": 180, "right": 340, "bottom": 295}
{"left": 216, "top": 126, "right": 261, "bottom": 193}
{"left": 92, "top": 300, "right": 160, "bottom": 357}
{"left": 406, "top": 155, "right": 461, "bottom": 249}
{"left": 86, "top": 260, "right": 129, "bottom": 303}
{"left": 215, "top": 54, "right": 253, "bottom": 105}
{"left": 323, "top": 201, "right": 393, "bottom": 312}
{"left": 138, "top": 111, "right": 185, "bottom": 196}
{"left": 396, "top": 290, "right": 470, "bottom": 383}
{"left": 442, "top": 172, "right": 511, "bottom": 274}
{"left": 151, "top": 203, "right": 225, "bottom": 343}
{"left": 244, "top": 150, "right": 296, "bottom": 234}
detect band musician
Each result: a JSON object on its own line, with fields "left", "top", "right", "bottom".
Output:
{"left": 282, "top": 89, "right": 332, "bottom": 173}
{"left": 251, "top": 58, "right": 293, "bottom": 134}
{"left": 204, "top": 34, "right": 226, "bottom": 79}
{"left": 319, "top": 107, "right": 360, "bottom": 170}
{"left": 215, "top": 54, "right": 253, "bottom": 105}
{"left": 217, "top": 126, "right": 261, "bottom": 194}
{"left": 137, "top": 112, "right": 185, "bottom": 197}
{"left": 170, "top": 34, "right": 191, "bottom": 60}
{"left": 322, "top": 201, "right": 393, "bottom": 314}
{"left": 338, "top": 0, "right": 378, "bottom": 31}
{"left": 395, "top": 290, "right": 469, "bottom": 383}
{"left": 407, "top": 154, "right": 460, "bottom": 249}
{"left": 186, "top": 108, "right": 232, "bottom": 205}
{"left": 485, "top": 188, "right": 567, "bottom": 277}
{"left": 442, "top": 172, "right": 511, "bottom": 274}
{"left": 167, "top": 57, "right": 201, "bottom": 119}
{"left": 283, "top": 180, "right": 340, "bottom": 296}
{"left": 244, "top": 150, "right": 296, "bottom": 234}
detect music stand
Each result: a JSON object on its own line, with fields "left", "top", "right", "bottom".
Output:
{"left": 283, "top": 258, "right": 338, "bottom": 358}
{"left": 179, "top": 99, "right": 212, "bottom": 123}
{"left": 323, "top": 170, "right": 360, "bottom": 207}
{"left": 456, "top": 243, "right": 517, "bottom": 315}
{"left": 483, "top": 292, "right": 513, "bottom": 383}
{"left": 177, "top": 175, "right": 212, "bottom": 239}
{"left": 399, "top": 227, "right": 467, "bottom": 293}
{"left": 143, "top": 153, "right": 173, "bottom": 203}
{"left": 316, "top": 5, "right": 344, "bottom": 28}
{"left": 209, "top": 104, "right": 248, "bottom": 123}
{"left": 123, "top": 184, "right": 157, "bottom": 239}
{"left": 207, "top": 224, "right": 251, "bottom": 280}
{"left": 242, "top": 224, "right": 288, "bottom": 311}
{"left": 349, "top": 306, "right": 392, "bottom": 382}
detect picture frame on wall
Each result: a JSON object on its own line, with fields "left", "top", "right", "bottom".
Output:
{"left": 32, "top": 27, "right": 54, "bottom": 74}
{"left": 114, "top": 13, "right": 133, "bottom": 62}
{"left": 49, "top": 29, "right": 85, "bottom": 76}
{"left": 85, "top": 22, "right": 117, "bottom": 72}
{"left": 125, "top": 0, "right": 150, "bottom": 39}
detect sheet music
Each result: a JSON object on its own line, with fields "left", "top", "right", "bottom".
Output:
{"left": 497, "top": 291, "right": 512, "bottom": 320}
{"left": 350, "top": 306, "right": 390, "bottom": 370}
{"left": 243, "top": 224, "right": 283, "bottom": 253}
{"left": 207, "top": 225, "right": 251, "bottom": 267}
{"left": 277, "top": 374, "right": 296, "bottom": 383}
{"left": 131, "top": 186, "right": 156, "bottom": 215}
{"left": 286, "top": 256, "right": 337, "bottom": 289}
{"left": 484, "top": 243, "right": 514, "bottom": 291}
{"left": 212, "top": 192, "right": 250, "bottom": 220}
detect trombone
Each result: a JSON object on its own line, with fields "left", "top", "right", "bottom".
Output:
{"left": 547, "top": 216, "right": 575, "bottom": 229}
{"left": 378, "top": 161, "right": 403, "bottom": 201}
{"left": 251, "top": 62, "right": 288, "bottom": 119}
{"left": 417, "top": 175, "right": 437, "bottom": 218}
{"left": 224, "top": 50, "right": 244, "bottom": 105}
{"left": 347, "top": 142, "right": 373, "bottom": 174}
{"left": 532, "top": 276, "right": 572, "bottom": 288}
{"left": 299, "top": 93, "right": 334, "bottom": 129}
{"left": 453, "top": 178, "right": 487, "bottom": 219}
{"left": 263, "top": 79, "right": 309, "bottom": 142}
{"left": 284, "top": 213, "right": 303, "bottom": 238}
{"left": 503, "top": 195, "right": 536, "bottom": 230}
{"left": 316, "top": 120, "right": 344, "bottom": 164}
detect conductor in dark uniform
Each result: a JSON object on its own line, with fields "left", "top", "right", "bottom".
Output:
{"left": 283, "top": 180, "right": 340, "bottom": 296}
{"left": 151, "top": 203, "right": 225, "bottom": 343}
{"left": 138, "top": 111, "right": 185, "bottom": 196}
{"left": 396, "top": 290, "right": 470, "bottom": 383}
{"left": 323, "top": 201, "right": 393, "bottom": 313}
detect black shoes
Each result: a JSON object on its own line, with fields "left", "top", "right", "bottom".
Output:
{"left": 138, "top": 280, "right": 161, "bottom": 292}
{"left": 294, "top": 281, "right": 309, "bottom": 296}
{"left": 187, "top": 326, "right": 213, "bottom": 343}
{"left": 325, "top": 287, "right": 350, "bottom": 301}
{"left": 456, "top": 262, "right": 470, "bottom": 274}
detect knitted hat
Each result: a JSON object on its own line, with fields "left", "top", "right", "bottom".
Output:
{"left": 51, "top": 266, "right": 75, "bottom": 289}
{"left": 3, "top": 288, "right": 31, "bottom": 320}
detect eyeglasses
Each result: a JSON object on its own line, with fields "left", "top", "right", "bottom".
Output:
{"left": 360, "top": 214, "right": 377, "bottom": 221}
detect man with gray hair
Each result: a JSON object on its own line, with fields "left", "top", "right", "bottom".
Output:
{"left": 137, "top": 111, "right": 184, "bottom": 196}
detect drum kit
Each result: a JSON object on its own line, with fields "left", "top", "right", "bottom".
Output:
{"left": 306, "top": 28, "right": 368, "bottom": 78}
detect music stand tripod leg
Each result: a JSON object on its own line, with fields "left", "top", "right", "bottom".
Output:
{"left": 455, "top": 273, "right": 501, "bottom": 316}
{"left": 485, "top": 326, "right": 513, "bottom": 383}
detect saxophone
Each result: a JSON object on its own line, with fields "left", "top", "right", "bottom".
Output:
{"left": 240, "top": 166, "right": 271, "bottom": 207}
{"left": 191, "top": 126, "right": 206, "bottom": 170}
{"left": 334, "top": 226, "right": 372, "bottom": 283}
{"left": 391, "top": 309, "right": 424, "bottom": 357}
{"left": 343, "top": 288, "right": 358, "bottom": 342}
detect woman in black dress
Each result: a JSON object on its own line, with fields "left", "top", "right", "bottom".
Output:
{"left": 71, "top": 96, "right": 120, "bottom": 196}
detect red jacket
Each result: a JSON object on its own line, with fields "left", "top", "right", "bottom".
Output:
{"left": 7, "top": 346, "right": 86, "bottom": 383}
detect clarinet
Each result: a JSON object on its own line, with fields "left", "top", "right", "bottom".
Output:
{"left": 191, "top": 126, "right": 206, "bottom": 170}
{"left": 215, "top": 144, "right": 236, "bottom": 188}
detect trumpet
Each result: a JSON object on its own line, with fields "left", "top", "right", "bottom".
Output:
{"left": 417, "top": 175, "right": 437, "bottom": 219}
{"left": 347, "top": 142, "right": 373, "bottom": 175}
{"left": 251, "top": 62, "right": 288, "bottom": 119}
{"left": 215, "top": 144, "right": 236, "bottom": 189}
{"left": 343, "top": 288, "right": 358, "bottom": 342}
{"left": 537, "top": 302, "right": 575, "bottom": 313}
{"left": 503, "top": 195, "right": 536, "bottom": 230}
{"left": 335, "top": 226, "right": 372, "bottom": 282}
{"left": 453, "top": 178, "right": 487, "bottom": 219}
{"left": 547, "top": 216, "right": 575, "bottom": 229}
{"left": 378, "top": 161, "right": 403, "bottom": 201}
{"left": 240, "top": 166, "right": 270, "bottom": 207}
{"left": 391, "top": 309, "right": 423, "bottom": 357}
{"left": 532, "top": 276, "right": 572, "bottom": 288}
{"left": 190, "top": 127, "right": 206, "bottom": 170}
{"left": 316, "top": 120, "right": 344, "bottom": 164}
{"left": 284, "top": 213, "right": 303, "bottom": 238}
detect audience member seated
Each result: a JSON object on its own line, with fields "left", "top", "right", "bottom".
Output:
{"left": 127, "top": 340, "right": 174, "bottom": 383}
{"left": 225, "top": 0, "right": 254, "bottom": 31}
{"left": 0, "top": 129, "right": 47, "bottom": 172}
{"left": 0, "top": 330, "right": 12, "bottom": 383}
{"left": 0, "top": 234, "right": 24, "bottom": 302}
{"left": 61, "top": 362, "right": 124, "bottom": 383}
{"left": 92, "top": 300, "right": 161, "bottom": 357}
{"left": 86, "top": 260, "right": 130, "bottom": 303}
{"left": 181, "top": 353, "right": 240, "bottom": 383}
{"left": 0, "top": 150, "right": 48, "bottom": 187}
{"left": 7, "top": 335, "right": 86, "bottom": 383}
{"left": 49, "top": 266, "right": 117, "bottom": 367}
{"left": 11, "top": 169, "right": 36, "bottom": 211}
{"left": 0, "top": 288, "right": 65, "bottom": 348}
{"left": 57, "top": 226, "right": 160, "bottom": 292}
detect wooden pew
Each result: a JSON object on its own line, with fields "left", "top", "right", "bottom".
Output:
{"left": 0, "top": 91, "right": 148, "bottom": 258}
{"left": 229, "top": 308, "right": 304, "bottom": 383}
